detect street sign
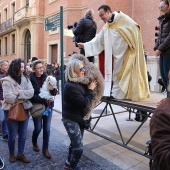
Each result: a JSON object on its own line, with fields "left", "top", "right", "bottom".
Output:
{"left": 45, "top": 13, "right": 60, "bottom": 31}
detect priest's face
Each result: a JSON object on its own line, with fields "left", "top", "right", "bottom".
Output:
{"left": 98, "top": 8, "right": 112, "bottom": 23}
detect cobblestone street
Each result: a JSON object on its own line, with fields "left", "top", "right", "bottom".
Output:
{"left": 0, "top": 112, "right": 122, "bottom": 170}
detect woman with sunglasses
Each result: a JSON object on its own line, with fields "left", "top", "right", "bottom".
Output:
{"left": 154, "top": 0, "right": 170, "bottom": 97}
{"left": 62, "top": 56, "right": 97, "bottom": 170}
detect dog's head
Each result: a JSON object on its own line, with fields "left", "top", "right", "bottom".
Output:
{"left": 46, "top": 76, "right": 57, "bottom": 88}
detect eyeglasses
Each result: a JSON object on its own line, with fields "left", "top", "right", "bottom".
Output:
{"left": 35, "top": 67, "right": 43, "bottom": 70}
{"left": 159, "top": 5, "right": 165, "bottom": 10}
{"left": 79, "top": 67, "right": 85, "bottom": 72}
{"left": 99, "top": 13, "right": 105, "bottom": 18}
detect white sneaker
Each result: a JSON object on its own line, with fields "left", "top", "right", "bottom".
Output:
{"left": 1, "top": 136, "right": 8, "bottom": 141}
{"left": 162, "top": 90, "right": 167, "bottom": 94}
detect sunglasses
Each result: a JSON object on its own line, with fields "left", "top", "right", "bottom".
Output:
{"left": 79, "top": 67, "right": 85, "bottom": 72}
{"left": 159, "top": 5, "right": 165, "bottom": 10}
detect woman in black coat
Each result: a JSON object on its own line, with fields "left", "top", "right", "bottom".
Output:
{"left": 62, "top": 57, "right": 97, "bottom": 170}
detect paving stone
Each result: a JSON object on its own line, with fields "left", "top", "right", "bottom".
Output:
{"left": 0, "top": 118, "right": 122, "bottom": 170}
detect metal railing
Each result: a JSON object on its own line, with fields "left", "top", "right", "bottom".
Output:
{"left": 0, "top": 18, "right": 13, "bottom": 32}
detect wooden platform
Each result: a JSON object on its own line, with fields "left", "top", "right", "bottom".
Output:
{"left": 101, "top": 92, "right": 166, "bottom": 113}
{"left": 89, "top": 92, "right": 166, "bottom": 160}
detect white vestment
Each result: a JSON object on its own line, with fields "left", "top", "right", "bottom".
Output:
{"left": 84, "top": 12, "right": 128, "bottom": 99}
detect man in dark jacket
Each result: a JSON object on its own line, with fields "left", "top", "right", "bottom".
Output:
{"left": 154, "top": 0, "right": 170, "bottom": 96}
{"left": 150, "top": 98, "right": 170, "bottom": 170}
{"left": 72, "top": 9, "right": 97, "bottom": 63}
{"left": 150, "top": 74, "right": 170, "bottom": 169}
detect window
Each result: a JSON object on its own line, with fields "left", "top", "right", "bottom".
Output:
{"left": 26, "top": 0, "right": 29, "bottom": 5}
{"left": 0, "top": 39, "right": 1, "bottom": 56}
{"left": 11, "top": 2, "right": 15, "bottom": 15}
{"left": 12, "top": 34, "right": 15, "bottom": 54}
{"left": 4, "top": 8, "right": 7, "bottom": 20}
{"left": 5, "top": 37, "right": 7, "bottom": 55}
{"left": 49, "top": 0, "right": 55, "bottom": 3}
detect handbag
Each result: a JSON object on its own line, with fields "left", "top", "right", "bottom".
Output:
{"left": 8, "top": 98, "right": 27, "bottom": 121}
{"left": 30, "top": 103, "right": 46, "bottom": 117}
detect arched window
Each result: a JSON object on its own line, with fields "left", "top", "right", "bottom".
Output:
{"left": 24, "top": 29, "right": 31, "bottom": 62}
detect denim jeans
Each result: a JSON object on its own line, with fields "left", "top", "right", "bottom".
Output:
{"left": 159, "top": 55, "right": 170, "bottom": 93}
{"left": 32, "top": 110, "right": 52, "bottom": 149}
{"left": 2, "top": 118, "right": 8, "bottom": 138}
{"left": 62, "top": 117, "right": 84, "bottom": 169}
{"left": 4, "top": 110, "right": 29, "bottom": 155}
{"left": 0, "top": 106, "right": 8, "bottom": 138}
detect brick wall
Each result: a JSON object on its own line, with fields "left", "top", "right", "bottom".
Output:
{"left": 0, "top": 0, "right": 162, "bottom": 62}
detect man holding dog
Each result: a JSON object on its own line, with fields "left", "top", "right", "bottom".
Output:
{"left": 78, "top": 5, "right": 150, "bottom": 101}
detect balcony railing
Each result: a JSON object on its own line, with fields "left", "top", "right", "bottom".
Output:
{"left": 0, "top": 18, "right": 13, "bottom": 32}
{"left": 14, "top": 6, "right": 28, "bottom": 23}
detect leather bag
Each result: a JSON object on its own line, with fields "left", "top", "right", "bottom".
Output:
{"left": 8, "top": 101, "right": 27, "bottom": 121}
{"left": 30, "top": 103, "right": 46, "bottom": 117}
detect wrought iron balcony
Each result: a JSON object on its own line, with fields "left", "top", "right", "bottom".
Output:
{"left": 0, "top": 18, "right": 13, "bottom": 32}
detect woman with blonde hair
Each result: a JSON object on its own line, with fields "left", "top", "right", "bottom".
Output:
{"left": 0, "top": 59, "right": 9, "bottom": 141}
{"left": 62, "top": 57, "right": 97, "bottom": 170}
{"left": 30, "top": 60, "right": 57, "bottom": 159}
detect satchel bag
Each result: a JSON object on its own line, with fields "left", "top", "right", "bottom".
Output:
{"left": 30, "top": 103, "right": 46, "bottom": 118}
{"left": 8, "top": 98, "right": 27, "bottom": 121}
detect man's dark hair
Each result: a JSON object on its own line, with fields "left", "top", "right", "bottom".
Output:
{"left": 98, "top": 5, "right": 112, "bottom": 13}
{"left": 31, "top": 57, "right": 38, "bottom": 62}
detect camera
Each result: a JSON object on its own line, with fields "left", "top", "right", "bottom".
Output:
{"left": 67, "top": 24, "right": 74, "bottom": 29}
{"left": 67, "top": 22, "right": 78, "bottom": 30}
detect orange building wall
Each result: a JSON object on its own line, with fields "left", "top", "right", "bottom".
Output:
{"left": 0, "top": 0, "right": 162, "bottom": 62}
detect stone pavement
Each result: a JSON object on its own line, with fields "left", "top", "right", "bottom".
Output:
{"left": 0, "top": 91, "right": 161, "bottom": 170}
{"left": 0, "top": 113, "right": 121, "bottom": 170}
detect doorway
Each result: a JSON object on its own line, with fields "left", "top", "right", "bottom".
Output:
{"left": 51, "top": 44, "right": 58, "bottom": 64}
{"left": 24, "top": 29, "right": 31, "bottom": 62}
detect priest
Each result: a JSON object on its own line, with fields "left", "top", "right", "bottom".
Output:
{"left": 78, "top": 5, "right": 150, "bottom": 101}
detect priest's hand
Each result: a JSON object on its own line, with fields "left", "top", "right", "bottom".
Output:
{"left": 77, "top": 43, "right": 84, "bottom": 49}
{"left": 155, "top": 50, "right": 161, "bottom": 56}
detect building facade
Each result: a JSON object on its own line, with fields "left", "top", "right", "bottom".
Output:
{"left": 0, "top": 0, "right": 161, "bottom": 91}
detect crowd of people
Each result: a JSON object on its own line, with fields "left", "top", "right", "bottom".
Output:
{"left": 0, "top": 2, "right": 169, "bottom": 170}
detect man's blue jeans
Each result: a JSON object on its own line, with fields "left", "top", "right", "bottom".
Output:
{"left": 0, "top": 106, "right": 8, "bottom": 138}
{"left": 2, "top": 118, "right": 8, "bottom": 138}
{"left": 1, "top": 110, "right": 8, "bottom": 138}
{"left": 4, "top": 110, "right": 29, "bottom": 155}
{"left": 159, "top": 55, "right": 170, "bottom": 94}
{"left": 32, "top": 111, "right": 52, "bottom": 149}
